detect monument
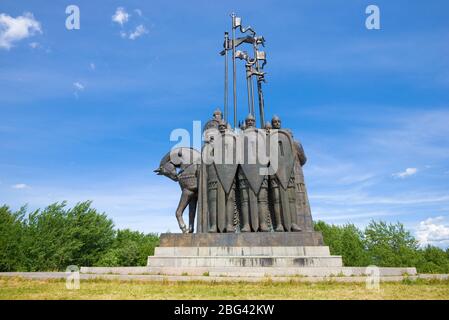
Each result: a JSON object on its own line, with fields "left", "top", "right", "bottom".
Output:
{"left": 150, "top": 14, "right": 343, "bottom": 274}
{"left": 76, "top": 15, "right": 418, "bottom": 279}
{"left": 146, "top": 14, "right": 413, "bottom": 277}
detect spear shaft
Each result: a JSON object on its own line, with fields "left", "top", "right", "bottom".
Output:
{"left": 253, "top": 44, "right": 265, "bottom": 128}
{"left": 224, "top": 32, "right": 229, "bottom": 123}
{"left": 231, "top": 13, "right": 237, "bottom": 128}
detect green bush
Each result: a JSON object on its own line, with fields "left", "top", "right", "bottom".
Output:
{"left": 315, "top": 220, "right": 449, "bottom": 273}
{"left": 314, "top": 221, "right": 370, "bottom": 266}
{"left": 0, "top": 201, "right": 159, "bottom": 271}
{"left": 97, "top": 229, "right": 159, "bottom": 266}
{"left": 364, "top": 221, "right": 420, "bottom": 268}
{"left": 0, "top": 206, "right": 26, "bottom": 271}
{"left": 416, "top": 246, "right": 449, "bottom": 274}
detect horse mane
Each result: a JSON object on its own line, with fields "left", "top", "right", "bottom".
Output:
{"left": 159, "top": 150, "right": 172, "bottom": 167}
{"left": 159, "top": 147, "right": 201, "bottom": 167}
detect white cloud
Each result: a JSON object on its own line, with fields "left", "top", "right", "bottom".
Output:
{"left": 12, "top": 183, "right": 29, "bottom": 189}
{"left": 29, "top": 41, "right": 39, "bottom": 49}
{"left": 0, "top": 12, "right": 42, "bottom": 50}
{"left": 129, "top": 24, "right": 147, "bottom": 40}
{"left": 416, "top": 217, "right": 449, "bottom": 247}
{"left": 112, "top": 7, "right": 148, "bottom": 40}
{"left": 112, "top": 7, "right": 129, "bottom": 26}
{"left": 393, "top": 167, "right": 418, "bottom": 179}
{"left": 73, "top": 82, "right": 85, "bottom": 98}
{"left": 73, "top": 82, "right": 85, "bottom": 91}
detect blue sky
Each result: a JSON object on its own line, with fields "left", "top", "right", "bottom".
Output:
{"left": 1, "top": 1, "right": 449, "bottom": 247}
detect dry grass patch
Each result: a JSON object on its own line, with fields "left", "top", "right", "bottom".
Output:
{"left": 0, "top": 277, "right": 448, "bottom": 300}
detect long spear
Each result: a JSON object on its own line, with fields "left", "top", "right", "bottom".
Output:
{"left": 231, "top": 13, "right": 237, "bottom": 128}
{"left": 223, "top": 32, "right": 229, "bottom": 123}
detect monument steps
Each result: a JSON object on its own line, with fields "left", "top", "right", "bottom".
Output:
{"left": 79, "top": 266, "right": 417, "bottom": 278}
{"left": 147, "top": 255, "right": 343, "bottom": 268}
{"left": 154, "top": 246, "right": 331, "bottom": 256}
{"left": 149, "top": 233, "right": 343, "bottom": 268}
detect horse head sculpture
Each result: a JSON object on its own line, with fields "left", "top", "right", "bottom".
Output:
{"left": 154, "top": 155, "right": 178, "bottom": 182}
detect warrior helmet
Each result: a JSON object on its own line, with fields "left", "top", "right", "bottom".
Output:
{"left": 245, "top": 113, "right": 256, "bottom": 128}
{"left": 271, "top": 115, "right": 281, "bottom": 129}
{"left": 213, "top": 108, "right": 222, "bottom": 120}
{"left": 264, "top": 121, "right": 272, "bottom": 130}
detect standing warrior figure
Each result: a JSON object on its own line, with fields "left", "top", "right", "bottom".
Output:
{"left": 202, "top": 109, "right": 220, "bottom": 232}
{"left": 204, "top": 112, "right": 238, "bottom": 233}
{"left": 270, "top": 115, "right": 302, "bottom": 232}
{"left": 203, "top": 108, "right": 223, "bottom": 132}
{"left": 256, "top": 122, "right": 272, "bottom": 232}
{"left": 291, "top": 133, "right": 313, "bottom": 231}
{"left": 217, "top": 120, "right": 237, "bottom": 232}
{"left": 237, "top": 114, "right": 258, "bottom": 232}
{"left": 205, "top": 129, "right": 220, "bottom": 232}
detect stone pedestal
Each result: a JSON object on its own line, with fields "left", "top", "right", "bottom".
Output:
{"left": 147, "top": 232, "right": 343, "bottom": 269}
{"left": 158, "top": 232, "right": 325, "bottom": 247}
{"left": 81, "top": 232, "right": 417, "bottom": 277}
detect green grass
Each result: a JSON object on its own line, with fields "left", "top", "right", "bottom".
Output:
{"left": 1, "top": 277, "right": 449, "bottom": 300}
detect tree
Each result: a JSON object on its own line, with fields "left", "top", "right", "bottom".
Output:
{"left": 21, "top": 201, "right": 115, "bottom": 271}
{"left": 314, "top": 221, "right": 370, "bottom": 266}
{"left": 364, "top": 221, "right": 420, "bottom": 267}
{"left": 0, "top": 206, "right": 26, "bottom": 271}
{"left": 66, "top": 201, "right": 115, "bottom": 267}
{"left": 417, "top": 245, "right": 449, "bottom": 274}
{"left": 97, "top": 229, "right": 159, "bottom": 266}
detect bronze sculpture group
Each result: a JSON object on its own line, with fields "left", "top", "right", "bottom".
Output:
{"left": 155, "top": 14, "right": 314, "bottom": 234}
{"left": 196, "top": 110, "right": 313, "bottom": 233}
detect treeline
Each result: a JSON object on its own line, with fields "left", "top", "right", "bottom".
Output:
{"left": 1, "top": 201, "right": 449, "bottom": 273}
{"left": 0, "top": 201, "right": 159, "bottom": 271}
{"left": 315, "top": 220, "right": 449, "bottom": 274}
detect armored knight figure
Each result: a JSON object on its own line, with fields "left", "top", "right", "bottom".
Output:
{"left": 203, "top": 108, "right": 223, "bottom": 132}
{"left": 256, "top": 123, "right": 272, "bottom": 232}
{"left": 237, "top": 114, "right": 259, "bottom": 232}
{"left": 204, "top": 126, "right": 219, "bottom": 232}
{"left": 270, "top": 115, "right": 301, "bottom": 232}
{"left": 204, "top": 115, "right": 238, "bottom": 233}
{"left": 217, "top": 120, "right": 237, "bottom": 232}
{"left": 202, "top": 108, "right": 223, "bottom": 232}
{"left": 291, "top": 132, "right": 313, "bottom": 231}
